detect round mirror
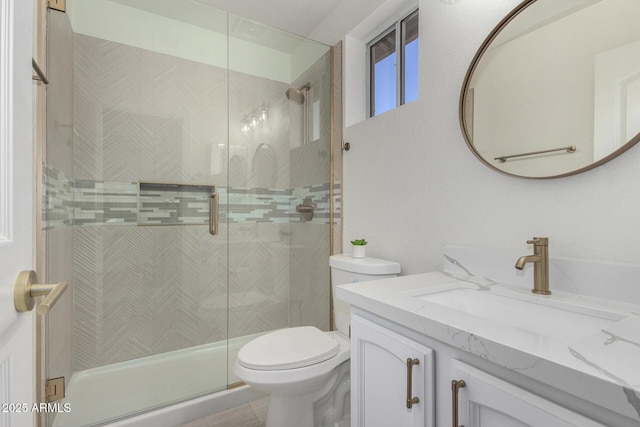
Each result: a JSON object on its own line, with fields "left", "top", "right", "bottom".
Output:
{"left": 460, "top": 0, "right": 640, "bottom": 178}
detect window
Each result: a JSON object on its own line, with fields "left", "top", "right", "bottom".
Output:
{"left": 368, "top": 9, "right": 419, "bottom": 117}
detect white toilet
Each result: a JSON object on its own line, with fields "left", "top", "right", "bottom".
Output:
{"left": 233, "top": 254, "right": 400, "bottom": 427}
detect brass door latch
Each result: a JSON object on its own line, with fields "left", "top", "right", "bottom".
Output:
{"left": 13, "top": 270, "right": 68, "bottom": 315}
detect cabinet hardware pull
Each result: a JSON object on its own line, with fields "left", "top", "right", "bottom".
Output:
{"left": 451, "top": 379, "right": 466, "bottom": 427}
{"left": 406, "top": 358, "right": 420, "bottom": 409}
{"left": 209, "top": 192, "right": 219, "bottom": 235}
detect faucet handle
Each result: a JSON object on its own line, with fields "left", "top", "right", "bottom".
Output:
{"left": 526, "top": 237, "right": 548, "bottom": 246}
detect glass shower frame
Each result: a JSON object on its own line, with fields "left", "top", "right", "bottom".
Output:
{"left": 43, "top": 2, "right": 332, "bottom": 426}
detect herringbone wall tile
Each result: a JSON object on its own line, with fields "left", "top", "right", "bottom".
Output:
{"left": 71, "top": 34, "right": 332, "bottom": 372}
{"left": 74, "top": 34, "right": 228, "bottom": 184}
{"left": 289, "top": 223, "right": 330, "bottom": 331}
{"left": 73, "top": 225, "right": 229, "bottom": 370}
{"left": 229, "top": 71, "right": 290, "bottom": 189}
{"left": 290, "top": 54, "right": 331, "bottom": 188}
{"left": 228, "top": 223, "right": 290, "bottom": 339}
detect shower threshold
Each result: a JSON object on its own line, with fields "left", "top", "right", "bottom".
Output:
{"left": 52, "top": 333, "right": 263, "bottom": 427}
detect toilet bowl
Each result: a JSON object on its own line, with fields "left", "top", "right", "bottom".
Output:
{"left": 234, "top": 327, "right": 350, "bottom": 427}
{"left": 233, "top": 254, "right": 400, "bottom": 427}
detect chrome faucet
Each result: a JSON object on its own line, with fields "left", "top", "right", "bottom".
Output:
{"left": 515, "top": 237, "right": 550, "bottom": 295}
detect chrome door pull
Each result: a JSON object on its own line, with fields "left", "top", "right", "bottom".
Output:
{"left": 14, "top": 270, "right": 68, "bottom": 315}
{"left": 451, "top": 379, "right": 466, "bottom": 427}
{"left": 406, "top": 358, "right": 420, "bottom": 409}
{"left": 209, "top": 192, "right": 219, "bottom": 236}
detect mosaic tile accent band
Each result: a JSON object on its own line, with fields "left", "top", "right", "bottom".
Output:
{"left": 74, "top": 179, "right": 138, "bottom": 226}
{"left": 44, "top": 165, "right": 339, "bottom": 229}
{"left": 43, "top": 164, "right": 74, "bottom": 229}
{"left": 138, "top": 182, "right": 214, "bottom": 226}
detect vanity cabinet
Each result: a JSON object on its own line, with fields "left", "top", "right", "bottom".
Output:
{"left": 350, "top": 315, "right": 435, "bottom": 427}
{"left": 351, "top": 312, "right": 608, "bottom": 427}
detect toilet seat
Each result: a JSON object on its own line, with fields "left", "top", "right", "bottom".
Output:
{"left": 234, "top": 330, "right": 350, "bottom": 399}
{"left": 237, "top": 326, "right": 339, "bottom": 371}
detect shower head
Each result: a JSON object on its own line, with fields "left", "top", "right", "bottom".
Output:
{"left": 285, "top": 82, "right": 311, "bottom": 104}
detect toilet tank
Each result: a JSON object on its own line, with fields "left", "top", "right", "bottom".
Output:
{"left": 329, "top": 254, "right": 400, "bottom": 336}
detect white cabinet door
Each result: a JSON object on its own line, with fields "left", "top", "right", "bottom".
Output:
{"left": 351, "top": 314, "right": 434, "bottom": 427}
{"left": 451, "top": 361, "right": 606, "bottom": 427}
{"left": 0, "top": 0, "right": 35, "bottom": 426}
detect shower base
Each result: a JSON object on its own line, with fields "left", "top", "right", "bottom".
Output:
{"left": 52, "top": 334, "right": 266, "bottom": 427}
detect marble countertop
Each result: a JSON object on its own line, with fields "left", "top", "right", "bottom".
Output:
{"left": 336, "top": 271, "right": 640, "bottom": 423}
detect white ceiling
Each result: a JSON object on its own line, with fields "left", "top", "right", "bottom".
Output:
{"left": 196, "top": 0, "right": 342, "bottom": 38}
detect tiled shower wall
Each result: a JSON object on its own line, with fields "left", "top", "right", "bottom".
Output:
{"left": 43, "top": 33, "right": 333, "bottom": 371}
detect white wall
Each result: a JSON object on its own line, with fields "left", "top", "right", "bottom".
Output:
{"left": 67, "top": 0, "right": 327, "bottom": 84}
{"left": 67, "top": 0, "right": 230, "bottom": 69}
{"left": 316, "top": 0, "right": 640, "bottom": 275}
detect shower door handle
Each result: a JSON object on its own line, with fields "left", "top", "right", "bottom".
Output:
{"left": 14, "top": 270, "right": 68, "bottom": 315}
{"left": 209, "top": 192, "right": 219, "bottom": 236}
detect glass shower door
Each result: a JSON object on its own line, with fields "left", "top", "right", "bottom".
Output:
{"left": 45, "top": 2, "right": 232, "bottom": 426}
{"left": 226, "top": 13, "right": 332, "bottom": 383}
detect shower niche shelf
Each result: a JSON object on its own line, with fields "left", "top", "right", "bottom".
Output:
{"left": 137, "top": 181, "right": 215, "bottom": 226}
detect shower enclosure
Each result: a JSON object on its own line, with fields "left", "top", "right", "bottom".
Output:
{"left": 43, "top": 1, "right": 337, "bottom": 426}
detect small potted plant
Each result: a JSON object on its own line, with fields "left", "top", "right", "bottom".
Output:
{"left": 351, "top": 238, "right": 367, "bottom": 259}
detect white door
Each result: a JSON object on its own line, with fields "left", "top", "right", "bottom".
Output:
{"left": 451, "top": 361, "right": 606, "bottom": 427}
{"left": 0, "top": 0, "right": 36, "bottom": 426}
{"left": 350, "top": 314, "right": 435, "bottom": 427}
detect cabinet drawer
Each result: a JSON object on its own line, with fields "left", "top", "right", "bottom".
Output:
{"left": 451, "top": 361, "right": 606, "bottom": 427}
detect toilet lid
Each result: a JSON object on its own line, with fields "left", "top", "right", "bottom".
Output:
{"left": 237, "top": 326, "right": 339, "bottom": 371}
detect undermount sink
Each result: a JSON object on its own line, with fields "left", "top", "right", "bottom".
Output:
{"left": 412, "top": 284, "right": 627, "bottom": 342}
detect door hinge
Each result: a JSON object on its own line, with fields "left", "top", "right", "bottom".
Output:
{"left": 46, "top": 377, "right": 65, "bottom": 402}
{"left": 47, "top": 0, "right": 66, "bottom": 12}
